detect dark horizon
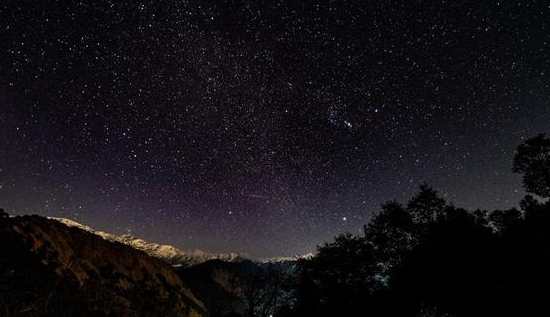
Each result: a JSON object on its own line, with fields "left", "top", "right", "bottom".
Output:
{"left": 1, "top": 1, "right": 550, "bottom": 258}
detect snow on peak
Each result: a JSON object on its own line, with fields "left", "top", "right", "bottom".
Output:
{"left": 49, "top": 217, "right": 247, "bottom": 267}
{"left": 260, "top": 252, "right": 315, "bottom": 263}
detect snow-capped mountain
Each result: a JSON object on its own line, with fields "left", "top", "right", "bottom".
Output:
{"left": 260, "top": 253, "right": 315, "bottom": 263}
{"left": 50, "top": 217, "right": 247, "bottom": 267}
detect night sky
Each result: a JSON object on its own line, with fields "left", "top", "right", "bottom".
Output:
{"left": 1, "top": 1, "right": 550, "bottom": 258}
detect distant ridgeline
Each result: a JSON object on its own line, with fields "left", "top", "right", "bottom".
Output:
{"left": 49, "top": 217, "right": 248, "bottom": 268}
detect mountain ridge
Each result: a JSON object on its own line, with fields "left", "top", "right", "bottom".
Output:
{"left": 0, "top": 214, "right": 207, "bottom": 317}
{"left": 50, "top": 217, "right": 248, "bottom": 267}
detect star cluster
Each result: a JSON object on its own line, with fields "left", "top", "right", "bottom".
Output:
{"left": 1, "top": 1, "right": 550, "bottom": 258}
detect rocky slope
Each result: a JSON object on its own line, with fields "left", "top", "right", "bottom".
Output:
{"left": 0, "top": 214, "right": 207, "bottom": 317}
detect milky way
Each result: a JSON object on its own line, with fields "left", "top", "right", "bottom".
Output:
{"left": 1, "top": 1, "right": 550, "bottom": 258}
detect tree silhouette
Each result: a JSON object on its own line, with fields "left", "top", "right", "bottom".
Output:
{"left": 390, "top": 206, "right": 500, "bottom": 317}
{"left": 513, "top": 133, "right": 550, "bottom": 197}
{"left": 406, "top": 184, "right": 446, "bottom": 225}
{"left": 365, "top": 201, "right": 415, "bottom": 274}
{"left": 488, "top": 208, "right": 522, "bottom": 233}
{"left": 293, "top": 233, "right": 378, "bottom": 317}
{"left": 281, "top": 134, "right": 550, "bottom": 317}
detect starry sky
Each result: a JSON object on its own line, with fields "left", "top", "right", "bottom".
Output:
{"left": 1, "top": 1, "right": 550, "bottom": 258}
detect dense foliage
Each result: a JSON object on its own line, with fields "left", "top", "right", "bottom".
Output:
{"left": 276, "top": 134, "right": 550, "bottom": 317}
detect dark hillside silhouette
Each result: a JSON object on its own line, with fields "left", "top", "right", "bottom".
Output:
{"left": 0, "top": 215, "right": 207, "bottom": 317}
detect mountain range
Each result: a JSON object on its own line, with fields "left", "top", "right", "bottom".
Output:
{"left": 49, "top": 217, "right": 301, "bottom": 316}
{"left": 0, "top": 213, "right": 207, "bottom": 317}
{"left": 0, "top": 213, "right": 301, "bottom": 317}
{"left": 50, "top": 217, "right": 248, "bottom": 267}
